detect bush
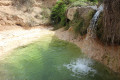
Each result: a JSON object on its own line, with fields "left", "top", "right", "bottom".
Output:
{"left": 70, "top": 1, "right": 88, "bottom": 7}
{"left": 50, "top": 0, "right": 68, "bottom": 29}
{"left": 50, "top": 0, "right": 83, "bottom": 29}
{"left": 50, "top": 0, "right": 99, "bottom": 29}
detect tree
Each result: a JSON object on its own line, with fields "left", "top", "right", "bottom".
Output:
{"left": 103, "top": 0, "right": 120, "bottom": 44}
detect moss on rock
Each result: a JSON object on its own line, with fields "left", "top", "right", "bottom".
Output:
{"left": 69, "top": 7, "right": 96, "bottom": 36}
{"left": 50, "top": 0, "right": 99, "bottom": 30}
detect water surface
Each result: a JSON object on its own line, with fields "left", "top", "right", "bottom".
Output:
{"left": 0, "top": 35, "right": 119, "bottom": 80}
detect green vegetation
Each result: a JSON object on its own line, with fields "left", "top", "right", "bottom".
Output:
{"left": 70, "top": 1, "right": 88, "bottom": 7}
{"left": 70, "top": 9, "right": 95, "bottom": 35}
{"left": 50, "top": 0, "right": 68, "bottom": 29}
{"left": 50, "top": 0, "right": 97, "bottom": 34}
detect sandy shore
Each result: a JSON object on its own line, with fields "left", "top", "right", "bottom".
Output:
{"left": 0, "top": 25, "right": 120, "bottom": 73}
{"left": 0, "top": 26, "right": 54, "bottom": 55}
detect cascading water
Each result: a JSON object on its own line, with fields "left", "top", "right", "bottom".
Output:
{"left": 87, "top": 4, "right": 104, "bottom": 38}
{"left": 85, "top": 4, "right": 104, "bottom": 58}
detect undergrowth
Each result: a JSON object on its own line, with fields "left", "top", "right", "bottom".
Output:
{"left": 50, "top": 0, "right": 67, "bottom": 29}
{"left": 50, "top": 0, "right": 98, "bottom": 30}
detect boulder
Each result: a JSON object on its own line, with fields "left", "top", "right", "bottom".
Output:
{"left": 77, "top": 7, "right": 95, "bottom": 21}
{"left": 67, "top": 7, "right": 78, "bottom": 21}
{"left": 67, "top": 6, "right": 96, "bottom": 35}
{"left": 67, "top": 6, "right": 95, "bottom": 21}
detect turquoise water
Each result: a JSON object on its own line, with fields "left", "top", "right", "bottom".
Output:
{"left": 0, "top": 35, "right": 119, "bottom": 80}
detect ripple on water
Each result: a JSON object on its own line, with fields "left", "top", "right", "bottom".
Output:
{"left": 64, "top": 58, "right": 97, "bottom": 78}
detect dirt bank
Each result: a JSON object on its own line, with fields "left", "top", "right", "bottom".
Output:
{"left": 0, "top": 0, "right": 54, "bottom": 55}
{"left": 55, "top": 28, "right": 120, "bottom": 73}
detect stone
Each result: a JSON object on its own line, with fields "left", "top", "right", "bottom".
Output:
{"left": 67, "top": 7, "right": 78, "bottom": 21}
{"left": 67, "top": 6, "right": 95, "bottom": 21}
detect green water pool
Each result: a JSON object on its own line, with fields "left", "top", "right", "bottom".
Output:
{"left": 0, "top": 35, "right": 119, "bottom": 80}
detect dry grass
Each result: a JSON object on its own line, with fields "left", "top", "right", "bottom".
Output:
{"left": 12, "top": 0, "right": 35, "bottom": 10}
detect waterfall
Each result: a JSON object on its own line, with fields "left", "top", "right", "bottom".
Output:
{"left": 87, "top": 4, "right": 104, "bottom": 38}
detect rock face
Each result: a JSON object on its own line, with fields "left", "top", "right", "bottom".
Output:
{"left": 67, "top": 7, "right": 95, "bottom": 21}
{"left": 67, "top": 7, "right": 78, "bottom": 21}
{"left": 36, "top": 0, "right": 57, "bottom": 8}
{"left": 0, "top": 13, "right": 27, "bottom": 27}
{"left": 77, "top": 7, "right": 95, "bottom": 19}
{"left": 0, "top": 0, "right": 12, "bottom": 6}
{"left": 0, "top": 0, "right": 56, "bottom": 27}
{"left": 67, "top": 6, "right": 95, "bottom": 35}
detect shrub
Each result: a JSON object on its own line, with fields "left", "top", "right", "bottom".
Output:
{"left": 50, "top": 0, "right": 68, "bottom": 29}
{"left": 50, "top": 0, "right": 99, "bottom": 29}
{"left": 70, "top": 1, "right": 88, "bottom": 7}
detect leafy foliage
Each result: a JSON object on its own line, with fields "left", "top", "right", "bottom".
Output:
{"left": 50, "top": 0, "right": 68, "bottom": 29}
{"left": 50, "top": 0, "right": 98, "bottom": 29}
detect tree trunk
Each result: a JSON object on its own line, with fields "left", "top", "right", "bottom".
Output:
{"left": 103, "top": 0, "right": 120, "bottom": 44}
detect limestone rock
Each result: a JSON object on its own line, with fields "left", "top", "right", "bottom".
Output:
{"left": 67, "top": 7, "right": 78, "bottom": 21}
{"left": 77, "top": 7, "right": 95, "bottom": 20}
{"left": 67, "top": 6, "right": 95, "bottom": 21}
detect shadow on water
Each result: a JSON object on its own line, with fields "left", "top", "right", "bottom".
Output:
{"left": 0, "top": 35, "right": 120, "bottom": 80}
